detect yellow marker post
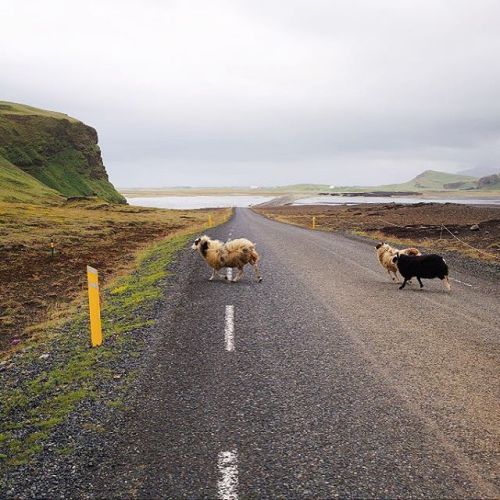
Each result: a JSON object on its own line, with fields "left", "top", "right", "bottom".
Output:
{"left": 87, "top": 266, "right": 103, "bottom": 347}
{"left": 208, "top": 214, "right": 214, "bottom": 228}
{"left": 312, "top": 216, "right": 317, "bottom": 229}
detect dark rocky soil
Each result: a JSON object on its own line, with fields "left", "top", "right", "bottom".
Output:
{"left": 255, "top": 202, "right": 500, "bottom": 262}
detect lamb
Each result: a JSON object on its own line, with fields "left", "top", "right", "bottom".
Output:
{"left": 392, "top": 252, "right": 451, "bottom": 291}
{"left": 375, "top": 242, "right": 421, "bottom": 283}
{"left": 191, "top": 235, "right": 262, "bottom": 283}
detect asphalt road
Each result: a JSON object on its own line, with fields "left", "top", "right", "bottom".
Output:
{"left": 97, "top": 208, "right": 499, "bottom": 499}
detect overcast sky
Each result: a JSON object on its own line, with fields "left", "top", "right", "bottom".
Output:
{"left": 1, "top": 0, "right": 499, "bottom": 187}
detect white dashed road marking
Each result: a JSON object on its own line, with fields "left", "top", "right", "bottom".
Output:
{"left": 227, "top": 268, "right": 233, "bottom": 281}
{"left": 217, "top": 450, "right": 238, "bottom": 500}
{"left": 450, "top": 277, "right": 473, "bottom": 288}
{"left": 225, "top": 305, "right": 235, "bottom": 352}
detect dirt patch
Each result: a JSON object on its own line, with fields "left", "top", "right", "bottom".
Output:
{"left": 255, "top": 202, "right": 500, "bottom": 261}
{"left": 0, "top": 201, "right": 229, "bottom": 352}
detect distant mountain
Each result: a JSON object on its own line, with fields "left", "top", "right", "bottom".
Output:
{"left": 0, "top": 101, "right": 125, "bottom": 203}
{"left": 458, "top": 166, "right": 500, "bottom": 178}
{"left": 378, "top": 170, "right": 478, "bottom": 191}
{"left": 477, "top": 173, "right": 500, "bottom": 190}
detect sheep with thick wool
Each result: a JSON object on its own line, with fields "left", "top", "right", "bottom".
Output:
{"left": 192, "top": 235, "right": 262, "bottom": 283}
{"left": 392, "top": 252, "right": 451, "bottom": 291}
{"left": 375, "top": 242, "right": 421, "bottom": 283}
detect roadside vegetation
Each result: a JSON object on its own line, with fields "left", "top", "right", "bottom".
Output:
{"left": 0, "top": 99, "right": 233, "bottom": 483}
{"left": 0, "top": 204, "right": 230, "bottom": 480}
{"left": 0, "top": 198, "right": 230, "bottom": 350}
{"left": 254, "top": 203, "right": 500, "bottom": 263}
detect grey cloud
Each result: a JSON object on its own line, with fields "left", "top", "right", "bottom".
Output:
{"left": 1, "top": 0, "right": 499, "bottom": 187}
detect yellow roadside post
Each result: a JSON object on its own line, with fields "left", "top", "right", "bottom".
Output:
{"left": 208, "top": 214, "right": 214, "bottom": 228}
{"left": 87, "top": 265, "right": 103, "bottom": 347}
{"left": 312, "top": 216, "right": 317, "bottom": 229}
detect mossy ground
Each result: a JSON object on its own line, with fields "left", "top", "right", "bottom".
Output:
{"left": 0, "top": 157, "right": 63, "bottom": 204}
{"left": 0, "top": 200, "right": 229, "bottom": 348}
{"left": 0, "top": 211, "right": 230, "bottom": 479}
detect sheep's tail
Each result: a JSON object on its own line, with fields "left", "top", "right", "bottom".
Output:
{"left": 249, "top": 248, "right": 260, "bottom": 264}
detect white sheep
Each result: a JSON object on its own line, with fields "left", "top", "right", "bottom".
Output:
{"left": 192, "top": 235, "right": 262, "bottom": 283}
{"left": 375, "top": 242, "right": 421, "bottom": 283}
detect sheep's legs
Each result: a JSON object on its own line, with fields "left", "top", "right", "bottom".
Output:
{"left": 388, "top": 269, "right": 397, "bottom": 282}
{"left": 443, "top": 276, "right": 451, "bottom": 291}
{"left": 252, "top": 262, "right": 263, "bottom": 282}
{"left": 399, "top": 278, "right": 408, "bottom": 290}
{"left": 209, "top": 269, "right": 222, "bottom": 281}
{"left": 417, "top": 277, "right": 424, "bottom": 288}
{"left": 232, "top": 267, "right": 244, "bottom": 282}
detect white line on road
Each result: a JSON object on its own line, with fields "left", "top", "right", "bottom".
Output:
{"left": 450, "top": 277, "right": 473, "bottom": 287}
{"left": 217, "top": 450, "right": 238, "bottom": 500}
{"left": 227, "top": 268, "right": 233, "bottom": 281}
{"left": 225, "top": 305, "right": 235, "bottom": 352}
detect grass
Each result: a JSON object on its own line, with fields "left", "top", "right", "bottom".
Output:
{"left": 0, "top": 156, "right": 63, "bottom": 204}
{"left": 21, "top": 149, "right": 126, "bottom": 204}
{"left": 0, "top": 100, "right": 125, "bottom": 203}
{"left": 0, "top": 209, "right": 231, "bottom": 475}
{"left": 0, "top": 198, "right": 229, "bottom": 348}
{"left": 0, "top": 102, "right": 78, "bottom": 123}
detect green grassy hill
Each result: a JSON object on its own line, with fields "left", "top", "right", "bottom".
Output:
{"left": 379, "top": 170, "right": 477, "bottom": 191}
{"left": 0, "top": 156, "right": 63, "bottom": 204}
{"left": 0, "top": 101, "right": 125, "bottom": 204}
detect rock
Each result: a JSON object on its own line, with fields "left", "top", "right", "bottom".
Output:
{"left": 39, "top": 353, "right": 50, "bottom": 360}
{"left": 470, "top": 224, "right": 480, "bottom": 231}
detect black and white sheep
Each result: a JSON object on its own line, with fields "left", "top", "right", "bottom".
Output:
{"left": 375, "top": 242, "right": 421, "bottom": 282}
{"left": 392, "top": 253, "right": 451, "bottom": 291}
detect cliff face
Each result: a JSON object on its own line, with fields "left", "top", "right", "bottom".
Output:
{"left": 0, "top": 102, "right": 125, "bottom": 203}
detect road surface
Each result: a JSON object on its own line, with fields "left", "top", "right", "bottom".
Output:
{"left": 96, "top": 208, "right": 499, "bottom": 498}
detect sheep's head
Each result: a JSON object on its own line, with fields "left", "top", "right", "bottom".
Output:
{"left": 376, "top": 242, "right": 393, "bottom": 254}
{"left": 191, "top": 235, "right": 211, "bottom": 256}
{"left": 392, "top": 251, "right": 400, "bottom": 264}
{"left": 191, "top": 237, "right": 202, "bottom": 250}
